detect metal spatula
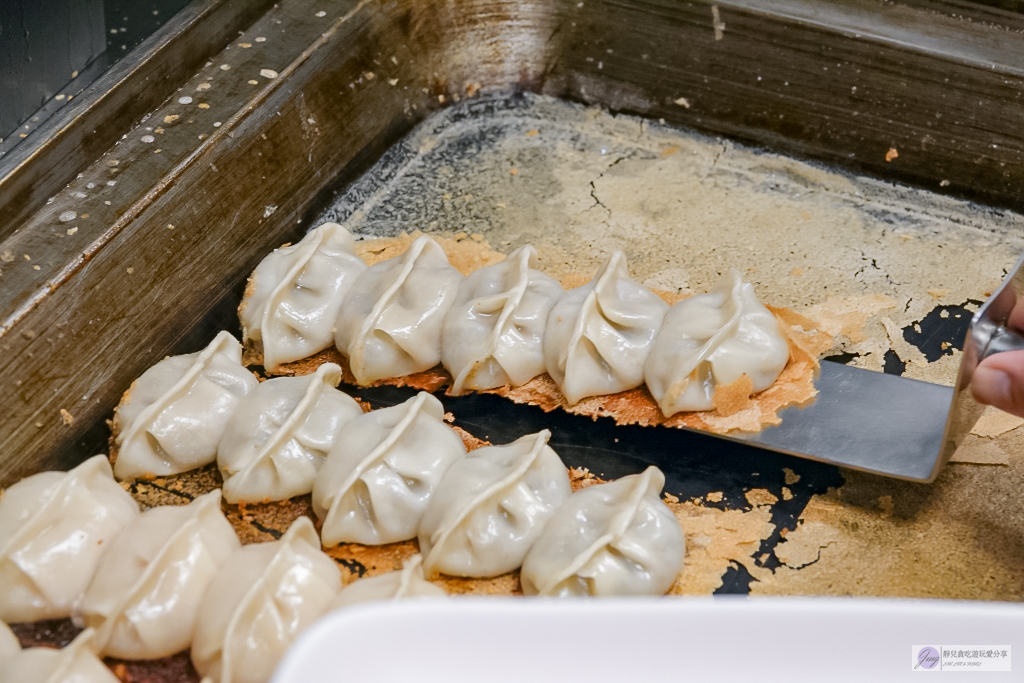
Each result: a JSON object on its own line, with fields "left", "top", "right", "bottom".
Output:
{"left": 723, "top": 254, "right": 1024, "bottom": 482}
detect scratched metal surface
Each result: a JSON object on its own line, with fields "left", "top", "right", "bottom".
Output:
{"left": 310, "top": 92, "right": 1023, "bottom": 591}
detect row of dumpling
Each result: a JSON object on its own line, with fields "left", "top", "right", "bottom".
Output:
{"left": 112, "top": 345, "right": 685, "bottom": 588}
{"left": 240, "top": 223, "right": 791, "bottom": 415}
{"left": 112, "top": 331, "right": 360, "bottom": 500}
{"left": 0, "top": 551, "right": 438, "bottom": 683}
{"left": 0, "top": 457, "right": 439, "bottom": 682}
{"left": 109, "top": 336, "right": 683, "bottom": 579}
{"left": 0, "top": 442, "right": 684, "bottom": 682}
{"left": 111, "top": 331, "right": 452, "bottom": 505}
{"left": 0, "top": 456, "right": 338, "bottom": 682}
{"left": 0, "top": 455, "right": 463, "bottom": 683}
{"left": 312, "top": 400, "right": 686, "bottom": 594}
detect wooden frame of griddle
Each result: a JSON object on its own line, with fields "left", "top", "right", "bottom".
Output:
{"left": 2, "top": 0, "right": 1024, "bottom": 486}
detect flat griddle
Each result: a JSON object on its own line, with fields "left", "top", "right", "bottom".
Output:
{"left": 4, "top": 0, "right": 1024, "bottom": 678}
{"left": 306, "top": 93, "right": 1011, "bottom": 591}
{"left": 7, "top": 97, "right": 1018, "bottom": 682}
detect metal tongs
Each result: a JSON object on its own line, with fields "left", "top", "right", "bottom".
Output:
{"left": 721, "top": 253, "right": 1024, "bottom": 482}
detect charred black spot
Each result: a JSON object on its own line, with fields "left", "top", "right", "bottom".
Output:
{"left": 903, "top": 301, "right": 981, "bottom": 362}
{"left": 824, "top": 351, "right": 861, "bottom": 365}
{"left": 11, "top": 618, "right": 81, "bottom": 649}
{"left": 714, "top": 560, "right": 757, "bottom": 594}
{"left": 335, "top": 557, "right": 368, "bottom": 577}
{"left": 883, "top": 349, "right": 906, "bottom": 375}
{"left": 250, "top": 520, "right": 283, "bottom": 539}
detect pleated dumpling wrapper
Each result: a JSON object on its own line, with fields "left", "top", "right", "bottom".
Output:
{"left": 0, "top": 455, "right": 139, "bottom": 623}
{"left": 239, "top": 222, "right": 367, "bottom": 372}
{"left": 335, "top": 235, "right": 464, "bottom": 384}
{"left": 441, "top": 245, "right": 563, "bottom": 395}
{"left": 0, "top": 620, "right": 20, "bottom": 663}
{"left": 544, "top": 251, "right": 669, "bottom": 406}
{"left": 0, "top": 629, "right": 118, "bottom": 683}
{"left": 418, "top": 430, "right": 572, "bottom": 578}
{"left": 75, "top": 490, "right": 240, "bottom": 660}
{"left": 191, "top": 516, "right": 341, "bottom": 683}
{"left": 645, "top": 269, "right": 790, "bottom": 415}
{"left": 112, "top": 331, "right": 258, "bottom": 480}
{"left": 329, "top": 554, "right": 445, "bottom": 610}
{"left": 218, "top": 363, "right": 362, "bottom": 504}
{"left": 521, "top": 466, "right": 685, "bottom": 597}
{"left": 313, "top": 392, "right": 466, "bottom": 546}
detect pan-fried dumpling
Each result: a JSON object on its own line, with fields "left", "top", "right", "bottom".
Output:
{"left": 113, "top": 331, "right": 258, "bottom": 480}
{"left": 645, "top": 269, "right": 789, "bottom": 415}
{"left": 521, "top": 466, "right": 685, "bottom": 597}
{"left": 191, "top": 517, "right": 340, "bottom": 683}
{"left": 239, "top": 223, "right": 367, "bottom": 372}
{"left": 0, "top": 629, "right": 118, "bottom": 683}
{"left": 329, "top": 555, "right": 445, "bottom": 610}
{"left": 0, "top": 456, "right": 139, "bottom": 623}
{"left": 441, "top": 245, "right": 563, "bottom": 395}
{"left": 313, "top": 392, "right": 466, "bottom": 546}
{"left": 335, "top": 236, "right": 463, "bottom": 384}
{"left": 418, "top": 430, "right": 571, "bottom": 578}
{"left": 544, "top": 251, "right": 668, "bottom": 405}
{"left": 75, "top": 490, "right": 239, "bottom": 660}
{"left": 0, "top": 621, "right": 19, "bottom": 663}
{"left": 218, "top": 363, "right": 362, "bottom": 504}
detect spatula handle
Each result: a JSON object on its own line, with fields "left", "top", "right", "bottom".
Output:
{"left": 974, "top": 317, "right": 1024, "bottom": 361}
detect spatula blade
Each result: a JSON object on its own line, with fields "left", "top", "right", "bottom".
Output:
{"left": 738, "top": 361, "right": 953, "bottom": 481}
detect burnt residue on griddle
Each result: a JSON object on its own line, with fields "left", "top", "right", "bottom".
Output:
{"left": 823, "top": 351, "right": 860, "bottom": 365}
{"left": 826, "top": 302, "right": 979, "bottom": 376}
{"left": 250, "top": 520, "right": 284, "bottom": 539}
{"left": 302, "top": 93, "right": 1024, "bottom": 599}
{"left": 341, "top": 382, "right": 844, "bottom": 595}
{"left": 126, "top": 478, "right": 197, "bottom": 502}
{"left": 9, "top": 620, "right": 200, "bottom": 683}
{"left": 875, "top": 300, "right": 979, "bottom": 376}
{"left": 335, "top": 557, "right": 369, "bottom": 577}
{"left": 735, "top": 454, "right": 846, "bottom": 584}
{"left": 883, "top": 349, "right": 906, "bottom": 375}
{"left": 11, "top": 618, "right": 81, "bottom": 649}
{"left": 715, "top": 561, "right": 757, "bottom": 594}
{"left": 106, "top": 652, "right": 201, "bottom": 683}
{"left": 902, "top": 301, "right": 981, "bottom": 361}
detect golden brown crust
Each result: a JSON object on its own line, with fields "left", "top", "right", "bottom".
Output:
{"left": 352, "top": 230, "right": 506, "bottom": 275}
{"left": 117, "top": 427, "right": 704, "bottom": 601}
{"left": 106, "top": 379, "right": 138, "bottom": 470}
{"left": 485, "top": 325, "right": 819, "bottom": 435}
{"left": 107, "top": 418, "right": 120, "bottom": 470}
{"left": 711, "top": 374, "right": 755, "bottom": 417}
{"left": 240, "top": 337, "right": 264, "bottom": 369}
{"left": 237, "top": 273, "right": 257, "bottom": 335}
{"left": 63, "top": 232, "right": 827, "bottom": 678}
{"left": 265, "top": 346, "right": 450, "bottom": 392}
{"left": 268, "top": 321, "right": 821, "bottom": 436}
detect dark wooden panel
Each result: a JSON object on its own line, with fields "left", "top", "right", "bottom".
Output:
{"left": 0, "top": 0, "right": 563, "bottom": 485}
{"left": 0, "top": 1, "right": 402, "bottom": 483}
{"left": 0, "top": 0, "right": 275, "bottom": 242}
{"left": 0, "top": 0, "right": 106, "bottom": 136}
{"left": 543, "top": 0, "right": 1024, "bottom": 212}
{"left": 0, "top": 0, "right": 354, "bottom": 335}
